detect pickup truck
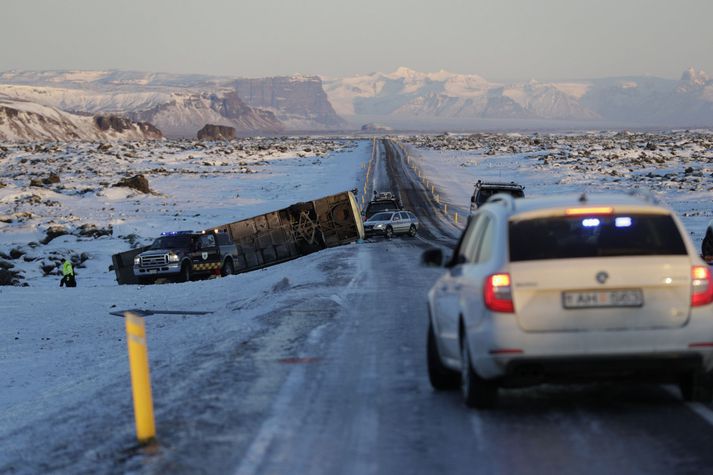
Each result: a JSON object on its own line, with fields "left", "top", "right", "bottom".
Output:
{"left": 133, "top": 230, "right": 239, "bottom": 284}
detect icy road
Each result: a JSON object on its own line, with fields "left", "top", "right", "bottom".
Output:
{"left": 3, "top": 138, "right": 713, "bottom": 474}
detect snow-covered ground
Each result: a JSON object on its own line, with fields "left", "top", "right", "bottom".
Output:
{"left": 0, "top": 138, "right": 370, "bottom": 473}
{"left": 400, "top": 131, "right": 713, "bottom": 247}
{"left": 0, "top": 138, "right": 367, "bottom": 287}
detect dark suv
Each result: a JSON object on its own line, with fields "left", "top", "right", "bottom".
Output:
{"left": 364, "top": 191, "right": 403, "bottom": 219}
{"left": 470, "top": 180, "right": 525, "bottom": 212}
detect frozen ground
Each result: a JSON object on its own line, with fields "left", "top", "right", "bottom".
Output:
{"left": 401, "top": 131, "right": 713, "bottom": 247}
{"left": 0, "top": 137, "right": 366, "bottom": 286}
{"left": 0, "top": 137, "right": 370, "bottom": 474}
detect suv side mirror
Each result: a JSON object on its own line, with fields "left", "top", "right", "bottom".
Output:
{"left": 421, "top": 248, "right": 444, "bottom": 267}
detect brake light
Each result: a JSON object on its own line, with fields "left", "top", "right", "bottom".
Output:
{"left": 484, "top": 273, "right": 514, "bottom": 313}
{"left": 691, "top": 266, "right": 713, "bottom": 307}
{"left": 565, "top": 207, "right": 614, "bottom": 216}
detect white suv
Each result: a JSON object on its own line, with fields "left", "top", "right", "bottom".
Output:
{"left": 424, "top": 193, "right": 713, "bottom": 408}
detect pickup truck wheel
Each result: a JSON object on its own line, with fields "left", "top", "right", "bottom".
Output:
{"left": 222, "top": 258, "right": 234, "bottom": 277}
{"left": 179, "top": 263, "right": 191, "bottom": 283}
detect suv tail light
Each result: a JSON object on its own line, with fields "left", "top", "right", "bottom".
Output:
{"left": 484, "top": 273, "right": 514, "bottom": 313}
{"left": 691, "top": 266, "right": 713, "bottom": 307}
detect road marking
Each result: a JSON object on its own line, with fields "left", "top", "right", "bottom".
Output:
{"left": 233, "top": 256, "right": 366, "bottom": 475}
{"left": 686, "top": 401, "right": 713, "bottom": 426}
{"left": 662, "top": 385, "right": 713, "bottom": 428}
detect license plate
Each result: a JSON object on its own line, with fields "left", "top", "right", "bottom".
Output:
{"left": 148, "top": 269, "right": 158, "bottom": 274}
{"left": 562, "top": 289, "right": 644, "bottom": 309}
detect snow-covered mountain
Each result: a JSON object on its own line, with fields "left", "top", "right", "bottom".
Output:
{"left": 322, "top": 67, "right": 713, "bottom": 126}
{"left": 0, "top": 70, "right": 343, "bottom": 135}
{"left": 0, "top": 96, "right": 162, "bottom": 142}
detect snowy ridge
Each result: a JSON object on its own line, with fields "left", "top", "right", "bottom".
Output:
{"left": 0, "top": 97, "right": 162, "bottom": 142}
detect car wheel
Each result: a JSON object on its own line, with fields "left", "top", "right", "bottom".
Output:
{"left": 680, "top": 371, "right": 713, "bottom": 403}
{"left": 427, "top": 319, "right": 460, "bottom": 390}
{"left": 221, "top": 258, "right": 234, "bottom": 277}
{"left": 178, "top": 263, "right": 191, "bottom": 283}
{"left": 408, "top": 225, "right": 417, "bottom": 237}
{"left": 460, "top": 332, "right": 498, "bottom": 409}
{"left": 385, "top": 226, "right": 393, "bottom": 239}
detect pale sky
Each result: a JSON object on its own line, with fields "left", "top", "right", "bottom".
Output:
{"left": 3, "top": 0, "right": 712, "bottom": 81}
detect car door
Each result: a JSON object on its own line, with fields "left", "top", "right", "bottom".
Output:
{"left": 433, "top": 214, "right": 488, "bottom": 360}
{"left": 398, "top": 212, "right": 411, "bottom": 232}
{"left": 391, "top": 213, "right": 403, "bottom": 233}
{"left": 191, "top": 234, "right": 219, "bottom": 270}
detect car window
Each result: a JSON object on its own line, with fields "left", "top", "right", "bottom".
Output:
{"left": 367, "top": 212, "right": 393, "bottom": 221}
{"left": 509, "top": 213, "right": 687, "bottom": 261}
{"left": 199, "top": 234, "right": 216, "bottom": 248}
{"left": 399, "top": 212, "right": 409, "bottom": 220}
{"left": 463, "top": 216, "right": 491, "bottom": 263}
{"left": 409, "top": 212, "right": 417, "bottom": 220}
{"left": 392, "top": 214, "right": 401, "bottom": 221}
{"left": 475, "top": 218, "right": 496, "bottom": 262}
{"left": 448, "top": 214, "right": 480, "bottom": 266}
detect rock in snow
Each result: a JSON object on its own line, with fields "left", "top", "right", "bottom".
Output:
{"left": 197, "top": 124, "right": 236, "bottom": 141}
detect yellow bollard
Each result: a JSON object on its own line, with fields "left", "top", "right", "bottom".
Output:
{"left": 454, "top": 212, "right": 459, "bottom": 224}
{"left": 431, "top": 184, "right": 435, "bottom": 194}
{"left": 444, "top": 203, "right": 448, "bottom": 214}
{"left": 125, "top": 312, "right": 156, "bottom": 444}
{"left": 435, "top": 194, "right": 440, "bottom": 204}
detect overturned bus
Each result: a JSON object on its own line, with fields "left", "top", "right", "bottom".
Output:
{"left": 111, "top": 190, "right": 364, "bottom": 284}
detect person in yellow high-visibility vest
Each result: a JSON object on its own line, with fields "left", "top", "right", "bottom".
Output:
{"left": 59, "top": 259, "right": 77, "bottom": 287}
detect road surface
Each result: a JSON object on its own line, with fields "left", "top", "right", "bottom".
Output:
{"left": 7, "top": 139, "right": 713, "bottom": 475}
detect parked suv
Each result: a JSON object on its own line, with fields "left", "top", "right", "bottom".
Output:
{"left": 364, "top": 210, "right": 419, "bottom": 238}
{"left": 363, "top": 191, "right": 403, "bottom": 220}
{"left": 423, "top": 193, "right": 713, "bottom": 408}
{"left": 133, "top": 230, "right": 239, "bottom": 284}
{"left": 470, "top": 180, "right": 524, "bottom": 212}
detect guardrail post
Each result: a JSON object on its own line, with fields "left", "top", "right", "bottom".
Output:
{"left": 125, "top": 312, "right": 156, "bottom": 444}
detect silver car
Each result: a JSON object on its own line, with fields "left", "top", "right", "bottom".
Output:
{"left": 363, "top": 210, "right": 419, "bottom": 238}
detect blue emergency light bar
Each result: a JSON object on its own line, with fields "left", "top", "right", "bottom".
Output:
{"left": 160, "top": 230, "right": 195, "bottom": 236}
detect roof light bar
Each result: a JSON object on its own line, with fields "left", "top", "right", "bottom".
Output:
{"left": 565, "top": 207, "right": 614, "bottom": 216}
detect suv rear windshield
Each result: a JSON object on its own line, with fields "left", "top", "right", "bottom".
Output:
{"left": 509, "top": 213, "right": 687, "bottom": 261}
{"left": 476, "top": 187, "right": 524, "bottom": 206}
{"left": 366, "top": 201, "right": 399, "bottom": 215}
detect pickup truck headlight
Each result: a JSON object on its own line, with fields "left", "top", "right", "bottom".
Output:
{"left": 133, "top": 256, "right": 141, "bottom": 265}
{"left": 167, "top": 253, "right": 180, "bottom": 262}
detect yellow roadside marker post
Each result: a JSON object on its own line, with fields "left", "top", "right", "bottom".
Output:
{"left": 444, "top": 203, "right": 448, "bottom": 214}
{"left": 125, "top": 312, "right": 156, "bottom": 444}
{"left": 455, "top": 212, "right": 459, "bottom": 224}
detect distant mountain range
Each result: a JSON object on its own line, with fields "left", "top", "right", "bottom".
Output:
{"left": 0, "top": 67, "right": 712, "bottom": 141}
{"left": 0, "top": 70, "right": 344, "bottom": 138}
{"left": 323, "top": 66, "right": 713, "bottom": 126}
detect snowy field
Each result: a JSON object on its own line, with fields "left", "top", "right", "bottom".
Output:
{"left": 0, "top": 138, "right": 370, "bottom": 473}
{"left": 401, "top": 130, "right": 713, "bottom": 247}
{"left": 0, "top": 138, "right": 366, "bottom": 287}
